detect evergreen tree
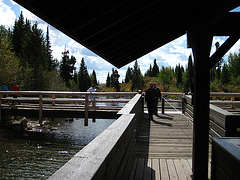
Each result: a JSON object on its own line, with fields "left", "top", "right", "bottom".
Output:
{"left": 110, "top": 68, "right": 120, "bottom": 91}
{"left": 92, "top": 70, "right": 98, "bottom": 85}
{"left": 221, "top": 63, "right": 230, "bottom": 85}
{"left": 228, "top": 50, "right": 240, "bottom": 79}
{"left": 131, "top": 60, "right": 144, "bottom": 91}
{"left": 184, "top": 55, "right": 194, "bottom": 93}
{"left": 176, "top": 63, "right": 183, "bottom": 88}
{"left": 59, "top": 48, "right": 76, "bottom": 87}
{"left": 45, "top": 26, "right": 54, "bottom": 70}
{"left": 145, "top": 64, "right": 153, "bottom": 77}
{"left": 78, "top": 58, "right": 91, "bottom": 91}
{"left": 125, "top": 67, "right": 132, "bottom": 83}
{"left": 106, "top": 72, "right": 111, "bottom": 87}
{"left": 152, "top": 59, "right": 159, "bottom": 77}
{"left": 12, "top": 11, "right": 25, "bottom": 61}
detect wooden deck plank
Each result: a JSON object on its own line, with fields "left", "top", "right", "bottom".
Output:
{"left": 133, "top": 113, "right": 195, "bottom": 179}
{"left": 167, "top": 159, "right": 178, "bottom": 180}
{"left": 174, "top": 159, "right": 189, "bottom": 180}
{"left": 159, "top": 159, "right": 170, "bottom": 180}
{"left": 136, "top": 113, "right": 193, "bottom": 159}
{"left": 152, "top": 159, "right": 161, "bottom": 180}
{"left": 180, "top": 159, "right": 192, "bottom": 179}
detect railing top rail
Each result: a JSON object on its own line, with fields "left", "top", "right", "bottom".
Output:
{"left": 0, "top": 91, "right": 138, "bottom": 96}
{"left": 210, "top": 92, "right": 240, "bottom": 97}
{"left": 161, "top": 92, "right": 184, "bottom": 96}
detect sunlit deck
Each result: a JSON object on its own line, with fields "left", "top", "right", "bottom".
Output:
{"left": 130, "top": 112, "right": 211, "bottom": 180}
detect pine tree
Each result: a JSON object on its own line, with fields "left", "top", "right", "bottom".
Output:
{"left": 78, "top": 58, "right": 91, "bottom": 91}
{"left": 152, "top": 59, "right": 159, "bottom": 77}
{"left": 125, "top": 67, "right": 132, "bottom": 83}
{"left": 184, "top": 55, "right": 194, "bottom": 93}
{"left": 221, "top": 63, "right": 230, "bottom": 85}
{"left": 176, "top": 63, "right": 183, "bottom": 88}
{"left": 12, "top": 11, "right": 25, "bottom": 61}
{"left": 106, "top": 72, "right": 111, "bottom": 87}
{"left": 59, "top": 48, "right": 76, "bottom": 86}
{"left": 110, "top": 68, "right": 120, "bottom": 91}
{"left": 145, "top": 64, "right": 153, "bottom": 77}
{"left": 92, "top": 70, "right": 98, "bottom": 85}
{"left": 131, "top": 60, "right": 144, "bottom": 91}
{"left": 45, "top": 26, "right": 53, "bottom": 70}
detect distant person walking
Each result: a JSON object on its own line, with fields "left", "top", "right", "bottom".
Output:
{"left": 10, "top": 81, "right": 20, "bottom": 105}
{"left": 1, "top": 82, "right": 8, "bottom": 98}
{"left": 153, "top": 83, "right": 162, "bottom": 116}
{"left": 87, "top": 84, "right": 97, "bottom": 107}
{"left": 145, "top": 82, "right": 157, "bottom": 120}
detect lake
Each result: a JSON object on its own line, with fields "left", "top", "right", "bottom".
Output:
{"left": 0, "top": 118, "right": 115, "bottom": 179}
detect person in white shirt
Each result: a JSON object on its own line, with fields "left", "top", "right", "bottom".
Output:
{"left": 87, "top": 84, "right": 97, "bottom": 107}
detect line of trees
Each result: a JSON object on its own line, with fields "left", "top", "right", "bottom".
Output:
{"left": 0, "top": 12, "right": 97, "bottom": 91}
{"left": 2, "top": 13, "right": 240, "bottom": 93}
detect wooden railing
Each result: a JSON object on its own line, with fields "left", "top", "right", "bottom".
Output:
{"left": 49, "top": 93, "right": 144, "bottom": 180}
{"left": 182, "top": 95, "right": 240, "bottom": 139}
{"left": 0, "top": 91, "right": 137, "bottom": 126}
{"left": 210, "top": 92, "right": 240, "bottom": 109}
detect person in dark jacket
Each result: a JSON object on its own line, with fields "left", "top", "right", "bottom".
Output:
{"left": 153, "top": 83, "right": 161, "bottom": 116}
{"left": 145, "top": 82, "right": 157, "bottom": 120}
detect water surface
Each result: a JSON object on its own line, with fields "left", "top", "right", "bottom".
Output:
{"left": 0, "top": 118, "right": 115, "bottom": 179}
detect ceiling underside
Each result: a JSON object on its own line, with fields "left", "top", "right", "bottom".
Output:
{"left": 13, "top": 0, "right": 240, "bottom": 68}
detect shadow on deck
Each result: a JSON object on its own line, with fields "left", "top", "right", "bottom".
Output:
{"left": 130, "top": 112, "right": 194, "bottom": 180}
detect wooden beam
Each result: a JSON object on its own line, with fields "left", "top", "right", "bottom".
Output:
{"left": 190, "top": 30, "right": 213, "bottom": 180}
{"left": 211, "top": 13, "right": 240, "bottom": 36}
{"left": 209, "top": 35, "right": 239, "bottom": 69}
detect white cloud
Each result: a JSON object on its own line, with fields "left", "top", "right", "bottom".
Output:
{"left": 0, "top": 0, "right": 16, "bottom": 27}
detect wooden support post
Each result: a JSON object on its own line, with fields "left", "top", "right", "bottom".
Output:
{"left": 0, "top": 94, "right": 2, "bottom": 124}
{"left": 190, "top": 31, "right": 212, "bottom": 180}
{"left": 84, "top": 94, "right": 89, "bottom": 126}
{"left": 52, "top": 94, "right": 55, "bottom": 106}
{"left": 39, "top": 94, "right": 43, "bottom": 126}
{"left": 231, "top": 96, "right": 235, "bottom": 109}
{"left": 162, "top": 96, "right": 164, "bottom": 114}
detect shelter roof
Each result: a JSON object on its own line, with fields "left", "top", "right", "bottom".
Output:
{"left": 13, "top": 0, "right": 240, "bottom": 68}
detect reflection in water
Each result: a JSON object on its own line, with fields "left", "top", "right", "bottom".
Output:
{"left": 0, "top": 118, "right": 115, "bottom": 179}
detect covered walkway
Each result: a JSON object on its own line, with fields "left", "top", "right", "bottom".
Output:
{"left": 130, "top": 113, "right": 211, "bottom": 179}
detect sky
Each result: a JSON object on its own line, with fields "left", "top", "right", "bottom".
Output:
{"left": 1, "top": 0, "right": 240, "bottom": 83}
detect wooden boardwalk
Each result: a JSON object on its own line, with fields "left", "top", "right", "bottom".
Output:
{"left": 131, "top": 112, "right": 194, "bottom": 180}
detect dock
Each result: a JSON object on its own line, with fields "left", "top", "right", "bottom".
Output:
{"left": 130, "top": 112, "right": 194, "bottom": 180}
{"left": 1, "top": 92, "right": 240, "bottom": 179}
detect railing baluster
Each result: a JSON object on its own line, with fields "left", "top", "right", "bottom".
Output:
{"left": 85, "top": 94, "right": 89, "bottom": 126}
{"left": 0, "top": 94, "right": 2, "bottom": 124}
{"left": 39, "top": 94, "right": 43, "bottom": 126}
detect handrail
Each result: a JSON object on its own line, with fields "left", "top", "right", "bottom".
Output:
{"left": 48, "top": 94, "right": 144, "bottom": 180}
{"left": 0, "top": 91, "right": 137, "bottom": 126}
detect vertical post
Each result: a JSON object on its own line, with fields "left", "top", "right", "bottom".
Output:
{"left": 84, "top": 94, "right": 89, "bottom": 126}
{"left": 0, "top": 94, "right": 2, "bottom": 124}
{"left": 231, "top": 96, "right": 235, "bottom": 109}
{"left": 190, "top": 31, "right": 212, "bottom": 180}
{"left": 162, "top": 96, "right": 164, "bottom": 114}
{"left": 52, "top": 94, "right": 55, "bottom": 106}
{"left": 39, "top": 94, "right": 43, "bottom": 126}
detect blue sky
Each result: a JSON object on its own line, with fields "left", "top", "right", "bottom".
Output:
{"left": 1, "top": 0, "right": 240, "bottom": 83}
